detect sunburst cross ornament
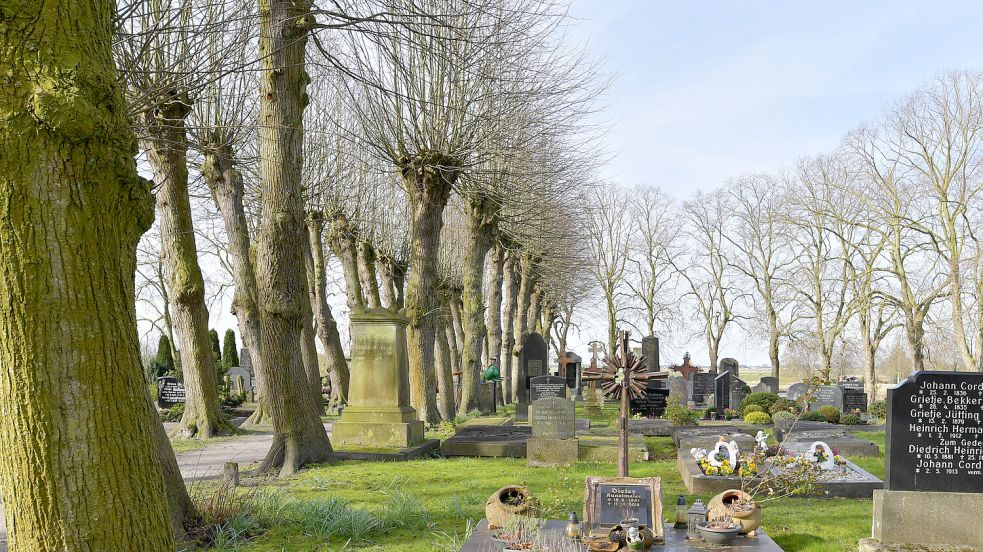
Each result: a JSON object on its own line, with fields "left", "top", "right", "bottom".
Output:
{"left": 582, "top": 330, "right": 660, "bottom": 476}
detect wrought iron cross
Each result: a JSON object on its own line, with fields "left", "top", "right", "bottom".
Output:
{"left": 582, "top": 330, "right": 657, "bottom": 477}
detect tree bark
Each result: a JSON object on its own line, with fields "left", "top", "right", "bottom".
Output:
{"left": 767, "top": 306, "right": 781, "bottom": 379}
{"left": 300, "top": 233, "right": 325, "bottom": 406}
{"left": 379, "top": 257, "right": 406, "bottom": 309}
{"left": 357, "top": 239, "right": 383, "bottom": 308}
{"left": 401, "top": 154, "right": 456, "bottom": 425}
{"left": 434, "top": 302, "right": 457, "bottom": 420}
{"left": 501, "top": 252, "right": 519, "bottom": 403}
{"left": 326, "top": 211, "right": 365, "bottom": 311}
{"left": 459, "top": 202, "right": 496, "bottom": 412}
{"left": 255, "top": 0, "right": 335, "bottom": 476}
{"left": 0, "top": 2, "right": 174, "bottom": 546}
{"left": 307, "top": 212, "right": 350, "bottom": 407}
{"left": 202, "top": 144, "right": 273, "bottom": 426}
{"left": 486, "top": 244, "right": 505, "bottom": 400}
{"left": 511, "top": 254, "right": 536, "bottom": 399}
{"left": 143, "top": 96, "right": 226, "bottom": 439}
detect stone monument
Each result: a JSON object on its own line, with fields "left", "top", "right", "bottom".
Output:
{"left": 863, "top": 371, "right": 983, "bottom": 549}
{"left": 332, "top": 308, "right": 424, "bottom": 449}
{"left": 718, "top": 357, "right": 739, "bottom": 378}
{"left": 641, "top": 336, "right": 660, "bottom": 371}
{"left": 527, "top": 397, "right": 578, "bottom": 467}
{"left": 516, "top": 332, "right": 548, "bottom": 421}
{"left": 714, "top": 371, "right": 732, "bottom": 413}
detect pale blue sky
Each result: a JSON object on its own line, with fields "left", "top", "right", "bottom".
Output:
{"left": 563, "top": 0, "right": 983, "bottom": 367}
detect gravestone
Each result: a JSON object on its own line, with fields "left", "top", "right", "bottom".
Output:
{"left": 516, "top": 332, "right": 548, "bottom": 421}
{"left": 530, "top": 375, "right": 567, "bottom": 401}
{"left": 714, "top": 371, "right": 732, "bottom": 413}
{"left": 527, "top": 397, "right": 578, "bottom": 467}
{"left": 562, "top": 351, "right": 581, "bottom": 390}
{"left": 786, "top": 382, "right": 809, "bottom": 402}
{"left": 752, "top": 382, "right": 770, "bottom": 394}
{"left": 730, "top": 376, "right": 749, "bottom": 410}
{"left": 332, "top": 308, "right": 425, "bottom": 449}
{"left": 641, "top": 336, "right": 660, "bottom": 371}
{"left": 226, "top": 366, "right": 253, "bottom": 400}
{"left": 667, "top": 374, "right": 687, "bottom": 403}
{"left": 584, "top": 383, "right": 603, "bottom": 417}
{"left": 583, "top": 476, "right": 663, "bottom": 542}
{"left": 691, "top": 372, "right": 714, "bottom": 405}
{"left": 866, "top": 371, "right": 983, "bottom": 549}
{"left": 842, "top": 388, "right": 868, "bottom": 413}
{"left": 629, "top": 384, "right": 669, "bottom": 418}
{"left": 809, "top": 385, "right": 844, "bottom": 412}
{"left": 719, "top": 357, "right": 739, "bottom": 378}
{"left": 156, "top": 376, "right": 186, "bottom": 409}
{"left": 759, "top": 376, "right": 779, "bottom": 394}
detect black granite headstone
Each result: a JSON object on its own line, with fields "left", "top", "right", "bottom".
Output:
{"left": 530, "top": 375, "right": 567, "bottom": 401}
{"left": 517, "top": 332, "right": 548, "bottom": 420}
{"left": 691, "top": 373, "right": 714, "bottom": 404}
{"left": 884, "top": 371, "right": 983, "bottom": 492}
{"left": 641, "top": 336, "right": 660, "bottom": 372}
{"left": 629, "top": 384, "right": 669, "bottom": 418}
{"left": 585, "top": 477, "right": 661, "bottom": 531}
{"left": 714, "top": 371, "right": 732, "bottom": 412}
{"left": 157, "top": 376, "right": 186, "bottom": 409}
{"left": 809, "top": 385, "right": 844, "bottom": 411}
{"left": 843, "top": 389, "right": 868, "bottom": 413}
{"left": 730, "top": 377, "right": 749, "bottom": 409}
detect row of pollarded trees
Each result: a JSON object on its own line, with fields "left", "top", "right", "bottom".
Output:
{"left": 588, "top": 71, "right": 983, "bottom": 401}
{"left": 0, "top": 1, "right": 604, "bottom": 550}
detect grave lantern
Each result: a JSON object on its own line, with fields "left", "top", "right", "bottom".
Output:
{"left": 686, "top": 499, "right": 708, "bottom": 539}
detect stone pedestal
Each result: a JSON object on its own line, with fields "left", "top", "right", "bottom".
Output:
{"left": 478, "top": 381, "right": 496, "bottom": 415}
{"left": 332, "top": 308, "right": 424, "bottom": 450}
{"left": 526, "top": 397, "right": 578, "bottom": 467}
{"left": 870, "top": 489, "right": 983, "bottom": 548}
{"left": 527, "top": 437, "right": 578, "bottom": 467}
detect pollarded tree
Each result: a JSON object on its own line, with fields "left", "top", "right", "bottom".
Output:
{"left": 0, "top": 0, "right": 175, "bottom": 547}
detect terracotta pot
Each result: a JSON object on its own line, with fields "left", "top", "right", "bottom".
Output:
{"left": 708, "top": 489, "right": 761, "bottom": 535}
{"left": 485, "top": 486, "right": 532, "bottom": 529}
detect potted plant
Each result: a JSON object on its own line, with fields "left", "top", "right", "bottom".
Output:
{"left": 485, "top": 486, "right": 533, "bottom": 529}
{"left": 490, "top": 514, "right": 544, "bottom": 551}
{"left": 697, "top": 517, "right": 741, "bottom": 545}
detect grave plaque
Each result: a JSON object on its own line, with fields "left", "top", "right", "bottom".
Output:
{"left": 691, "top": 372, "right": 714, "bottom": 404}
{"left": 843, "top": 389, "right": 868, "bottom": 413}
{"left": 530, "top": 398, "right": 575, "bottom": 439}
{"left": 760, "top": 376, "right": 779, "bottom": 394}
{"left": 714, "top": 371, "right": 732, "bottom": 412}
{"left": 157, "top": 376, "right": 186, "bottom": 409}
{"left": 786, "top": 382, "right": 809, "bottom": 402}
{"left": 517, "top": 332, "right": 548, "bottom": 420}
{"left": 730, "top": 377, "right": 749, "bottom": 409}
{"left": 530, "top": 375, "right": 567, "bottom": 401}
{"left": 641, "top": 336, "right": 660, "bottom": 371}
{"left": 809, "top": 385, "right": 844, "bottom": 412}
{"left": 884, "top": 371, "right": 983, "bottom": 493}
{"left": 584, "top": 476, "right": 663, "bottom": 541}
{"left": 629, "top": 384, "right": 669, "bottom": 417}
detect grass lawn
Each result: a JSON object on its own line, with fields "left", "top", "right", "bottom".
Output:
{"left": 198, "top": 421, "right": 885, "bottom": 551}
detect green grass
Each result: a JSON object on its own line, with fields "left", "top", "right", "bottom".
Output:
{"left": 197, "top": 430, "right": 886, "bottom": 551}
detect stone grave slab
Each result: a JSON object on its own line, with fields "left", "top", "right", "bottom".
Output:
{"left": 156, "top": 376, "right": 186, "bottom": 409}
{"left": 441, "top": 425, "right": 531, "bottom": 458}
{"left": 781, "top": 433, "right": 881, "bottom": 457}
{"left": 719, "top": 357, "right": 739, "bottom": 377}
{"left": 730, "top": 376, "right": 749, "bottom": 409}
{"left": 577, "top": 434, "right": 649, "bottom": 463}
{"left": 842, "top": 387, "right": 868, "bottom": 413}
{"left": 527, "top": 398, "right": 577, "bottom": 467}
{"left": 628, "top": 418, "right": 674, "bottom": 436}
{"left": 671, "top": 425, "right": 748, "bottom": 447}
{"left": 759, "top": 376, "right": 779, "bottom": 394}
{"left": 809, "top": 385, "right": 844, "bottom": 412}
{"left": 785, "top": 382, "right": 809, "bottom": 402}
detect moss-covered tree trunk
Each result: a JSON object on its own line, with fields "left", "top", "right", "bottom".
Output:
{"left": 501, "top": 252, "right": 519, "bottom": 403}
{"left": 307, "top": 212, "right": 350, "bottom": 408}
{"left": 0, "top": 1, "right": 175, "bottom": 546}
{"left": 486, "top": 244, "right": 505, "bottom": 404}
{"left": 511, "top": 254, "right": 536, "bottom": 399}
{"left": 357, "top": 240, "right": 382, "bottom": 308}
{"left": 401, "top": 155, "right": 456, "bottom": 425}
{"left": 459, "top": 201, "right": 496, "bottom": 412}
{"left": 143, "top": 96, "right": 226, "bottom": 438}
{"left": 379, "top": 257, "right": 406, "bottom": 309}
{"left": 326, "top": 212, "right": 365, "bottom": 311}
{"left": 434, "top": 298, "right": 457, "bottom": 420}
{"left": 203, "top": 145, "right": 273, "bottom": 426}
{"left": 255, "top": 0, "right": 335, "bottom": 475}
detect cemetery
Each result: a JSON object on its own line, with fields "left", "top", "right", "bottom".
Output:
{"left": 5, "top": 1, "right": 983, "bottom": 552}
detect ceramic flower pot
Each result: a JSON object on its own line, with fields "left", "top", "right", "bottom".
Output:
{"left": 697, "top": 521, "right": 741, "bottom": 545}
{"left": 708, "top": 489, "right": 761, "bottom": 535}
{"left": 485, "top": 486, "right": 532, "bottom": 529}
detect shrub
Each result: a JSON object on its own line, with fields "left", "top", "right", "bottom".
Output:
{"left": 869, "top": 400, "right": 887, "bottom": 420}
{"left": 771, "top": 410, "right": 795, "bottom": 424}
{"left": 800, "top": 411, "right": 826, "bottom": 422}
{"left": 740, "top": 392, "right": 780, "bottom": 413}
{"left": 744, "top": 411, "right": 772, "bottom": 425}
{"left": 723, "top": 408, "right": 738, "bottom": 420}
{"left": 742, "top": 404, "right": 764, "bottom": 416}
{"left": 769, "top": 398, "right": 799, "bottom": 415}
{"left": 841, "top": 414, "right": 864, "bottom": 425}
{"left": 816, "top": 405, "right": 841, "bottom": 424}
{"left": 665, "top": 398, "right": 699, "bottom": 426}
{"left": 162, "top": 403, "right": 185, "bottom": 422}
{"left": 222, "top": 329, "right": 239, "bottom": 369}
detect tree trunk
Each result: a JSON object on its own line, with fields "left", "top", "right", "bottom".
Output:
{"left": 486, "top": 244, "right": 505, "bottom": 399}
{"left": 460, "top": 210, "right": 493, "bottom": 411}
{"left": 307, "top": 212, "right": 350, "bottom": 407}
{"left": 434, "top": 306, "right": 457, "bottom": 420}
{"left": 767, "top": 307, "right": 780, "bottom": 379}
{"left": 401, "top": 154, "right": 456, "bottom": 425}
{"left": 202, "top": 145, "right": 273, "bottom": 426}
{"left": 906, "top": 310, "right": 927, "bottom": 373}
{"left": 501, "top": 253, "right": 519, "bottom": 403}
{"left": 143, "top": 96, "right": 226, "bottom": 439}
{"left": 948, "top": 256, "right": 977, "bottom": 371}
{"left": 357, "top": 239, "right": 382, "bottom": 308}
{"left": 300, "top": 234, "right": 325, "bottom": 407}
{"left": 379, "top": 257, "right": 406, "bottom": 309}
{"left": 0, "top": 3, "right": 173, "bottom": 545}
{"left": 255, "top": 0, "right": 335, "bottom": 476}
{"left": 326, "top": 212, "right": 365, "bottom": 311}
{"left": 511, "top": 255, "right": 536, "bottom": 399}
{"left": 150, "top": 411, "right": 194, "bottom": 540}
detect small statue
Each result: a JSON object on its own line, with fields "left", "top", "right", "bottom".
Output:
{"left": 755, "top": 430, "right": 769, "bottom": 451}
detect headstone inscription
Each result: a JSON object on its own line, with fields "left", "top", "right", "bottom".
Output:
{"left": 527, "top": 397, "right": 578, "bottom": 467}
{"left": 530, "top": 375, "right": 567, "bottom": 401}
{"left": 691, "top": 372, "right": 714, "bottom": 405}
{"left": 842, "top": 388, "right": 868, "bottom": 413}
{"left": 714, "top": 371, "right": 732, "bottom": 412}
{"left": 867, "top": 371, "right": 983, "bottom": 549}
{"left": 629, "top": 384, "right": 669, "bottom": 417}
{"left": 730, "top": 376, "right": 749, "bottom": 410}
{"left": 641, "top": 336, "right": 660, "bottom": 371}
{"left": 156, "top": 376, "right": 186, "bottom": 409}
{"left": 517, "top": 332, "right": 548, "bottom": 420}
{"left": 809, "top": 385, "right": 844, "bottom": 412}
{"left": 584, "top": 476, "right": 663, "bottom": 542}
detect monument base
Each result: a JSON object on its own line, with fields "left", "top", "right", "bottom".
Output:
{"left": 332, "top": 405, "right": 424, "bottom": 449}
{"left": 478, "top": 382, "right": 496, "bottom": 415}
{"left": 334, "top": 439, "right": 440, "bottom": 462}
{"left": 871, "top": 489, "right": 983, "bottom": 548}
{"left": 527, "top": 437, "right": 578, "bottom": 467}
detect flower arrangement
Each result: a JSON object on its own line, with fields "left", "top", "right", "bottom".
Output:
{"left": 696, "top": 456, "right": 759, "bottom": 477}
